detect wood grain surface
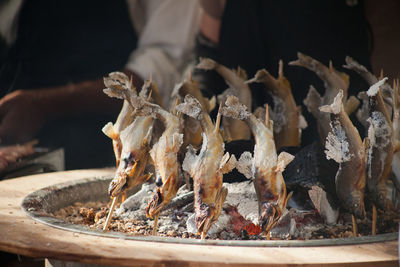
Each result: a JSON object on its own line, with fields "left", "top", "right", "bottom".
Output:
{"left": 0, "top": 169, "right": 398, "bottom": 266}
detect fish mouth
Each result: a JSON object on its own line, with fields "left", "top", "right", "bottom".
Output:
{"left": 195, "top": 203, "right": 214, "bottom": 238}
{"left": 259, "top": 202, "right": 279, "bottom": 234}
{"left": 146, "top": 189, "right": 164, "bottom": 219}
{"left": 108, "top": 174, "right": 127, "bottom": 197}
{"left": 108, "top": 160, "right": 139, "bottom": 197}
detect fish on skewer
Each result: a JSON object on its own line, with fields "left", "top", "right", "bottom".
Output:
{"left": 365, "top": 78, "right": 394, "bottom": 234}
{"left": 102, "top": 80, "right": 155, "bottom": 230}
{"left": 319, "top": 90, "right": 367, "bottom": 236}
{"left": 222, "top": 95, "right": 294, "bottom": 237}
{"left": 102, "top": 73, "right": 164, "bottom": 166}
{"left": 247, "top": 60, "right": 307, "bottom": 149}
{"left": 289, "top": 52, "right": 350, "bottom": 144}
{"left": 176, "top": 95, "right": 237, "bottom": 239}
{"left": 171, "top": 74, "right": 215, "bottom": 148}
{"left": 114, "top": 88, "right": 184, "bottom": 234}
{"left": 197, "top": 58, "right": 251, "bottom": 141}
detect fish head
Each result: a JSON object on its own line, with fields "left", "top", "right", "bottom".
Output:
{"left": 259, "top": 202, "right": 280, "bottom": 234}
{"left": 108, "top": 151, "right": 141, "bottom": 197}
{"left": 195, "top": 203, "right": 214, "bottom": 237}
{"left": 146, "top": 188, "right": 163, "bottom": 219}
{"left": 343, "top": 193, "right": 366, "bottom": 219}
{"left": 146, "top": 172, "right": 180, "bottom": 218}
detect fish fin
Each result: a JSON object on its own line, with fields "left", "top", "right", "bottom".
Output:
{"left": 182, "top": 145, "right": 198, "bottom": 178}
{"left": 196, "top": 57, "right": 217, "bottom": 70}
{"left": 221, "top": 95, "right": 250, "bottom": 120}
{"left": 215, "top": 186, "right": 228, "bottom": 212}
{"left": 284, "top": 191, "right": 293, "bottom": 210}
{"left": 237, "top": 151, "right": 254, "bottom": 179}
{"left": 276, "top": 152, "right": 295, "bottom": 173}
{"left": 303, "top": 85, "right": 322, "bottom": 117}
{"left": 102, "top": 122, "right": 118, "bottom": 140}
{"left": 219, "top": 153, "right": 237, "bottom": 174}
{"left": 139, "top": 173, "right": 153, "bottom": 184}
{"left": 237, "top": 66, "right": 248, "bottom": 80}
{"left": 319, "top": 90, "right": 344, "bottom": 115}
{"left": 142, "top": 123, "right": 154, "bottom": 146}
{"left": 208, "top": 95, "right": 216, "bottom": 111}
{"left": 171, "top": 133, "right": 184, "bottom": 152}
{"left": 246, "top": 69, "right": 268, "bottom": 84}
{"left": 162, "top": 173, "right": 174, "bottom": 191}
{"left": 344, "top": 95, "right": 360, "bottom": 115}
{"left": 367, "top": 77, "right": 388, "bottom": 97}
{"left": 176, "top": 95, "right": 203, "bottom": 121}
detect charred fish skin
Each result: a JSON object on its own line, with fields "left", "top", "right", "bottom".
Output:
{"left": 197, "top": 58, "right": 251, "bottom": 141}
{"left": 366, "top": 78, "right": 393, "bottom": 209}
{"left": 177, "top": 95, "right": 236, "bottom": 238}
{"left": 222, "top": 95, "right": 294, "bottom": 234}
{"left": 247, "top": 60, "right": 305, "bottom": 149}
{"left": 320, "top": 90, "right": 366, "bottom": 219}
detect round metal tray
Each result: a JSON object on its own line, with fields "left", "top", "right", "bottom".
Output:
{"left": 21, "top": 176, "right": 398, "bottom": 247}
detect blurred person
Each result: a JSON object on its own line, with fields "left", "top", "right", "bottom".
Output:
{"left": 0, "top": 0, "right": 200, "bottom": 169}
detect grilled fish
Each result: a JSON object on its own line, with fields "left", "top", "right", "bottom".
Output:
{"left": 247, "top": 60, "right": 306, "bottom": 149}
{"left": 290, "top": 52, "right": 349, "bottom": 144}
{"left": 365, "top": 78, "right": 394, "bottom": 209}
{"left": 320, "top": 90, "right": 367, "bottom": 219}
{"left": 222, "top": 95, "right": 294, "bottom": 235}
{"left": 197, "top": 58, "right": 251, "bottom": 141}
{"left": 103, "top": 81, "right": 155, "bottom": 197}
{"left": 111, "top": 87, "right": 184, "bottom": 232}
{"left": 177, "top": 95, "right": 236, "bottom": 239}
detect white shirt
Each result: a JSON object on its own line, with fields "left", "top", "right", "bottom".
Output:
{"left": 126, "top": 0, "right": 200, "bottom": 105}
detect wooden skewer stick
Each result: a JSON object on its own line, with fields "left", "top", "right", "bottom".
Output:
{"left": 352, "top": 215, "right": 358, "bottom": 237}
{"left": 201, "top": 232, "right": 206, "bottom": 240}
{"left": 372, "top": 204, "right": 377, "bottom": 235}
{"left": 152, "top": 214, "right": 160, "bottom": 236}
{"left": 103, "top": 196, "right": 118, "bottom": 231}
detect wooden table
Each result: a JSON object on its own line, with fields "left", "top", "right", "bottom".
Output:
{"left": 0, "top": 169, "right": 398, "bottom": 266}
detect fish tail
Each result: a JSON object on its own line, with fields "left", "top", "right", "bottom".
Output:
{"left": 319, "top": 90, "right": 344, "bottom": 115}
{"left": 221, "top": 95, "right": 251, "bottom": 120}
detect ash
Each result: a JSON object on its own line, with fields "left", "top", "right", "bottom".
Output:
{"left": 112, "top": 180, "right": 336, "bottom": 240}
{"left": 54, "top": 180, "right": 399, "bottom": 240}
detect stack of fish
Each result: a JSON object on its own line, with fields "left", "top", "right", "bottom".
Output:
{"left": 100, "top": 53, "right": 399, "bottom": 239}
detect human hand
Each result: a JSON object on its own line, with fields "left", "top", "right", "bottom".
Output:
{"left": 0, "top": 90, "right": 48, "bottom": 144}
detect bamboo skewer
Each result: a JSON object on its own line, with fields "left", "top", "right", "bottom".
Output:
{"left": 352, "top": 215, "right": 358, "bottom": 237}
{"left": 103, "top": 196, "right": 118, "bottom": 231}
